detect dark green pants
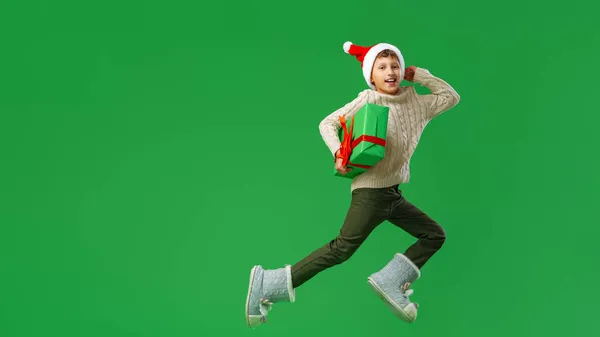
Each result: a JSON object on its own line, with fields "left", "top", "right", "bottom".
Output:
{"left": 291, "top": 184, "right": 446, "bottom": 288}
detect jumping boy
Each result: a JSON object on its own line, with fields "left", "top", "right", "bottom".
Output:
{"left": 245, "top": 41, "right": 460, "bottom": 328}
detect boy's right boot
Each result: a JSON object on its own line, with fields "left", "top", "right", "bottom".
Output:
{"left": 367, "top": 253, "right": 421, "bottom": 323}
{"left": 245, "top": 264, "right": 295, "bottom": 328}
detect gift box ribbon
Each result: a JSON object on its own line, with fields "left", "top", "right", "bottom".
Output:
{"left": 338, "top": 115, "right": 386, "bottom": 169}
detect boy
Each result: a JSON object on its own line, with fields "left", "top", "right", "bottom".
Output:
{"left": 245, "top": 41, "right": 460, "bottom": 328}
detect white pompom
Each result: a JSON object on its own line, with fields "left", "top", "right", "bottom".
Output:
{"left": 343, "top": 41, "right": 352, "bottom": 53}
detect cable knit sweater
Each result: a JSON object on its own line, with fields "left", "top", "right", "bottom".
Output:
{"left": 319, "top": 67, "right": 460, "bottom": 191}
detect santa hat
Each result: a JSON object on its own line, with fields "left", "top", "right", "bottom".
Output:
{"left": 343, "top": 41, "right": 405, "bottom": 90}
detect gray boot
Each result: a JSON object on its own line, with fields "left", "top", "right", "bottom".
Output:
{"left": 245, "top": 264, "right": 295, "bottom": 328}
{"left": 367, "top": 253, "right": 421, "bottom": 323}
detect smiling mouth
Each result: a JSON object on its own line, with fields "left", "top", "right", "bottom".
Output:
{"left": 385, "top": 78, "right": 397, "bottom": 84}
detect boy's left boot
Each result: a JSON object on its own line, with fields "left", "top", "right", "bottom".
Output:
{"left": 245, "top": 264, "right": 295, "bottom": 328}
{"left": 367, "top": 253, "right": 421, "bottom": 323}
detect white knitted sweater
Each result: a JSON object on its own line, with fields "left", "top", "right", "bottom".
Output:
{"left": 319, "top": 67, "right": 460, "bottom": 191}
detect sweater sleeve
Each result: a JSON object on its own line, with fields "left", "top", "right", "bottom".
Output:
{"left": 412, "top": 67, "right": 460, "bottom": 119}
{"left": 318, "top": 90, "right": 370, "bottom": 157}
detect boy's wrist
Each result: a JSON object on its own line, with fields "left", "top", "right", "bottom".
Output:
{"left": 412, "top": 67, "right": 430, "bottom": 83}
{"left": 334, "top": 149, "right": 347, "bottom": 162}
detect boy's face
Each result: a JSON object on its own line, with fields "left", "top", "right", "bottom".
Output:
{"left": 370, "top": 56, "right": 401, "bottom": 95}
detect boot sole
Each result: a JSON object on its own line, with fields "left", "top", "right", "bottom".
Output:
{"left": 367, "top": 277, "right": 416, "bottom": 323}
{"left": 245, "top": 266, "right": 258, "bottom": 327}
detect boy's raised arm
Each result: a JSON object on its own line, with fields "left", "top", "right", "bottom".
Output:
{"left": 318, "top": 90, "right": 370, "bottom": 157}
{"left": 410, "top": 67, "right": 460, "bottom": 119}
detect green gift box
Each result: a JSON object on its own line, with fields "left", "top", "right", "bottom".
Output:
{"left": 333, "top": 103, "right": 389, "bottom": 179}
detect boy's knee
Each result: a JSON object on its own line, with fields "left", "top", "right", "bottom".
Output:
{"left": 427, "top": 225, "right": 446, "bottom": 249}
{"left": 329, "top": 238, "right": 360, "bottom": 263}
{"left": 435, "top": 226, "right": 446, "bottom": 247}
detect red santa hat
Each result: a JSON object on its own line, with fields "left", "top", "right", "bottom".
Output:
{"left": 343, "top": 41, "right": 405, "bottom": 90}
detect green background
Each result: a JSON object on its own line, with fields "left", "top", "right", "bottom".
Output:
{"left": 1, "top": 0, "right": 599, "bottom": 336}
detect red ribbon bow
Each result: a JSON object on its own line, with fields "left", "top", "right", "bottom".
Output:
{"left": 337, "top": 115, "right": 386, "bottom": 169}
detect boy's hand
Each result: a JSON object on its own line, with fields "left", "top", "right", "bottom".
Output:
{"left": 335, "top": 150, "right": 352, "bottom": 175}
{"left": 335, "top": 158, "right": 352, "bottom": 175}
{"left": 404, "top": 66, "right": 416, "bottom": 82}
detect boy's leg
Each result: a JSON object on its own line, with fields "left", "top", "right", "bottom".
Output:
{"left": 290, "top": 188, "right": 389, "bottom": 288}
{"left": 387, "top": 190, "right": 446, "bottom": 268}
{"left": 245, "top": 187, "right": 391, "bottom": 328}
{"left": 367, "top": 188, "right": 445, "bottom": 323}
